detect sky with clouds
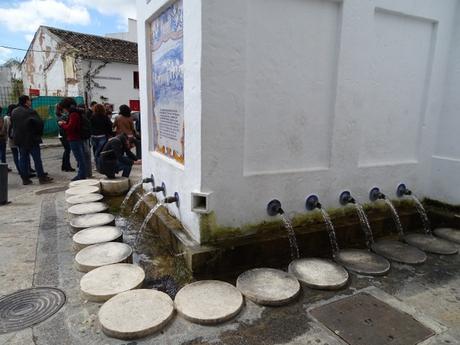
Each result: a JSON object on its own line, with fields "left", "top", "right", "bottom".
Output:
{"left": 0, "top": 0, "right": 137, "bottom": 64}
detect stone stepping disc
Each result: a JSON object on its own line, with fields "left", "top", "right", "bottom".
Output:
{"left": 434, "top": 228, "right": 460, "bottom": 244}
{"left": 80, "top": 264, "right": 145, "bottom": 302}
{"left": 371, "top": 239, "right": 427, "bottom": 265}
{"left": 288, "top": 258, "right": 349, "bottom": 290}
{"left": 66, "top": 193, "right": 104, "bottom": 206}
{"left": 75, "top": 242, "right": 132, "bottom": 272}
{"left": 236, "top": 268, "right": 300, "bottom": 306}
{"left": 404, "top": 233, "right": 458, "bottom": 255}
{"left": 72, "top": 226, "right": 123, "bottom": 251}
{"left": 68, "top": 202, "right": 109, "bottom": 219}
{"left": 65, "top": 186, "right": 100, "bottom": 197}
{"left": 334, "top": 249, "right": 391, "bottom": 276}
{"left": 70, "top": 213, "right": 115, "bottom": 233}
{"left": 174, "top": 280, "right": 243, "bottom": 325}
{"left": 69, "top": 179, "right": 101, "bottom": 188}
{"left": 100, "top": 177, "right": 130, "bottom": 196}
{"left": 99, "top": 289, "right": 174, "bottom": 340}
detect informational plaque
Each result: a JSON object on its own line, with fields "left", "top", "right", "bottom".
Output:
{"left": 151, "top": 0, "right": 184, "bottom": 165}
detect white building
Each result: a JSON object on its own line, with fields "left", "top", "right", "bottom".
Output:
{"left": 137, "top": 0, "right": 460, "bottom": 244}
{"left": 22, "top": 26, "right": 140, "bottom": 110}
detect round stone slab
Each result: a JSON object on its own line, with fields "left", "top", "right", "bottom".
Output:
{"left": 404, "top": 233, "right": 458, "bottom": 255}
{"left": 65, "top": 186, "right": 100, "bottom": 197}
{"left": 371, "top": 239, "right": 427, "bottom": 265}
{"left": 70, "top": 213, "right": 115, "bottom": 233}
{"left": 334, "top": 249, "right": 391, "bottom": 276}
{"left": 68, "top": 202, "right": 109, "bottom": 219}
{"left": 434, "top": 228, "right": 460, "bottom": 244}
{"left": 80, "top": 264, "right": 145, "bottom": 302}
{"left": 288, "top": 258, "right": 349, "bottom": 290}
{"left": 66, "top": 193, "right": 104, "bottom": 205}
{"left": 99, "top": 289, "right": 174, "bottom": 340}
{"left": 69, "top": 179, "right": 101, "bottom": 188}
{"left": 174, "top": 280, "right": 243, "bottom": 325}
{"left": 236, "top": 268, "right": 300, "bottom": 306}
{"left": 72, "top": 226, "right": 123, "bottom": 251}
{"left": 100, "top": 177, "right": 130, "bottom": 196}
{"left": 75, "top": 242, "right": 132, "bottom": 272}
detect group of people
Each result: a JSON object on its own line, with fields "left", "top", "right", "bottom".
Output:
{"left": 0, "top": 95, "right": 141, "bottom": 185}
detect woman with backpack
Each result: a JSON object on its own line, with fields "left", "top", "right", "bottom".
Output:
{"left": 58, "top": 98, "right": 86, "bottom": 181}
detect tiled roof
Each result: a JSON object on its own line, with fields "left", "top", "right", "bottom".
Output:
{"left": 45, "top": 26, "right": 138, "bottom": 65}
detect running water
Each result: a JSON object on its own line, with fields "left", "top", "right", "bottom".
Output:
{"left": 410, "top": 195, "right": 432, "bottom": 235}
{"left": 353, "top": 203, "right": 374, "bottom": 248}
{"left": 280, "top": 214, "right": 300, "bottom": 260}
{"left": 319, "top": 208, "right": 340, "bottom": 254}
{"left": 383, "top": 199, "right": 405, "bottom": 238}
{"left": 120, "top": 181, "right": 144, "bottom": 210}
{"left": 136, "top": 201, "right": 164, "bottom": 246}
{"left": 132, "top": 192, "right": 155, "bottom": 215}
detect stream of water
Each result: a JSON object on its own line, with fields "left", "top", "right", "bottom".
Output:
{"left": 384, "top": 199, "right": 405, "bottom": 238}
{"left": 120, "top": 181, "right": 144, "bottom": 210}
{"left": 410, "top": 195, "right": 432, "bottom": 234}
{"left": 136, "top": 201, "right": 164, "bottom": 246}
{"left": 319, "top": 208, "right": 340, "bottom": 254}
{"left": 353, "top": 203, "right": 374, "bottom": 248}
{"left": 132, "top": 192, "right": 155, "bottom": 215}
{"left": 280, "top": 214, "right": 300, "bottom": 260}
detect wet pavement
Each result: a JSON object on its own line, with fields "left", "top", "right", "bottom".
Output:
{"left": 0, "top": 144, "right": 459, "bottom": 344}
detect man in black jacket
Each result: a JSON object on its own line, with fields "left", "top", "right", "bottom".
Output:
{"left": 11, "top": 95, "right": 53, "bottom": 185}
{"left": 99, "top": 133, "right": 139, "bottom": 178}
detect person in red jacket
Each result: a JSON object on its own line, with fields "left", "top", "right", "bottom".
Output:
{"left": 58, "top": 97, "right": 87, "bottom": 181}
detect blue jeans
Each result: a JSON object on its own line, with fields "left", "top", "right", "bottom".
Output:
{"left": 19, "top": 144, "right": 45, "bottom": 179}
{"left": 11, "top": 147, "right": 20, "bottom": 172}
{"left": 91, "top": 136, "right": 107, "bottom": 166}
{"left": 0, "top": 141, "right": 6, "bottom": 163}
{"left": 69, "top": 140, "right": 87, "bottom": 180}
{"left": 116, "top": 159, "right": 133, "bottom": 178}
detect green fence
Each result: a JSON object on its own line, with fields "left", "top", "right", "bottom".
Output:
{"left": 31, "top": 96, "right": 84, "bottom": 136}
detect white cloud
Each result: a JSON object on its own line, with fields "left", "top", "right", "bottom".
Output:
{"left": 0, "top": 0, "right": 90, "bottom": 33}
{"left": 0, "top": 47, "right": 13, "bottom": 64}
{"left": 71, "top": 0, "right": 136, "bottom": 29}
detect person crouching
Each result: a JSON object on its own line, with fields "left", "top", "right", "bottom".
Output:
{"left": 98, "top": 133, "right": 139, "bottom": 179}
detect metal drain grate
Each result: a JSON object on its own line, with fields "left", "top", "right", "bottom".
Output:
{"left": 0, "top": 287, "right": 66, "bottom": 334}
{"left": 311, "top": 293, "right": 434, "bottom": 345}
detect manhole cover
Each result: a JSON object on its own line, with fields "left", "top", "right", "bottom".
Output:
{"left": 310, "top": 293, "right": 434, "bottom": 345}
{"left": 0, "top": 287, "right": 66, "bottom": 334}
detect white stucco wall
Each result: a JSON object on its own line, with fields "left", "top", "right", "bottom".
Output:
{"left": 81, "top": 60, "right": 139, "bottom": 110}
{"left": 431, "top": 1, "right": 460, "bottom": 204}
{"left": 137, "top": 0, "right": 202, "bottom": 241}
{"left": 138, "top": 0, "right": 459, "bottom": 243}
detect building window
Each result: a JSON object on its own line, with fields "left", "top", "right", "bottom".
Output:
{"left": 133, "top": 71, "right": 139, "bottom": 89}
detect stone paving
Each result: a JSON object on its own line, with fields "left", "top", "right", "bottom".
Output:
{"left": 0, "top": 143, "right": 460, "bottom": 344}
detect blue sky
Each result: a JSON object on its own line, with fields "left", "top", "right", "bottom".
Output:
{"left": 0, "top": 0, "right": 136, "bottom": 64}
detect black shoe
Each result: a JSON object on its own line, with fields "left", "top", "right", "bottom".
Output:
{"left": 39, "top": 176, "right": 53, "bottom": 184}
{"left": 22, "top": 179, "right": 33, "bottom": 185}
{"left": 30, "top": 168, "right": 36, "bottom": 173}
{"left": 29, "top": 173, "right": 37, "bottom": 178}
{"left": 7, "top": 168, "right": 12, "bottom": 172}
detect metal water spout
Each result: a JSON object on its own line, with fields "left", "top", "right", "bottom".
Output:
{"left": 369, "top": 187, "right": 386, "bottom": 202}
{"left": 305, "top": 194, "right": 322, "bottom": 211}
{"left": 143, "top": 174, "right": 155, "bottom": 187}
{"left": 153, "top": 182, "right": 166, "bottom": 196}
{"left": 339, "top": 191, "right": 356, "bottom": 205}
{"left": 267, "top": 199, "right": 284, "bottom": 216}
{"left": 396, "top": 183, "right": 412, "bottom": 198}
{"left": 163, "top": 192, "right": 180, "bottom": 207}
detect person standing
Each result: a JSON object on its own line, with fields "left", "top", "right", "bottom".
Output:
{"left": 55, "top": 104, "right": 75, "bottom": 172}
{"left": 113, "top": 105, "right": 141, "bottom": 160}
{"left": 58, "top": 98, "right": 86, "bottom": 181}
{"left": 0, "top": 110, "right": 8, "bottom": 170}
{"left": 77, "top": 103, "right": 92, "bottom": 178}
{"left": 3, "top": 104, "right": 19, "bottom": 173}
{"left": 90, "top": 103, "right": 113, "bottom": 168}
{"left": 11, "top": 95, "right": 53, "bottom": 185}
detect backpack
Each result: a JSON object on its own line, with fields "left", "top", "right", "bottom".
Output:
{"left": 79, "top": 112, "right": 91, "bottom": 140}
